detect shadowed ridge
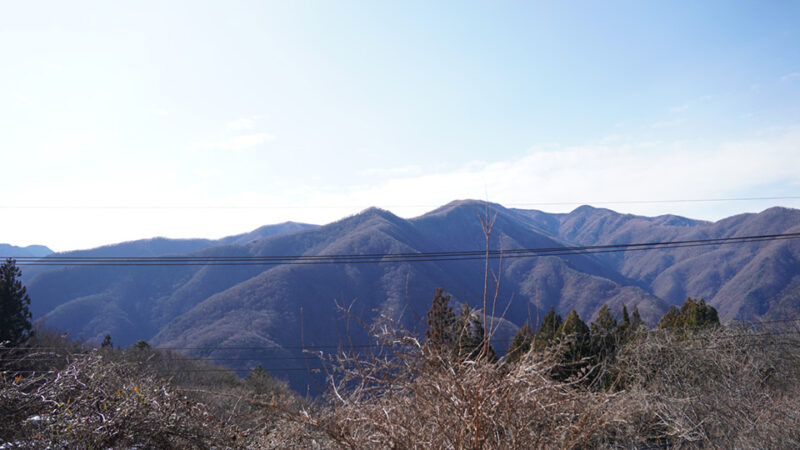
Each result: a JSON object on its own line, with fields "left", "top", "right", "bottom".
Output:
{"left": 650, "top": 214, "right": 708, "bottom": 227}
{"left": 0, "top": 243, "right": 53, "bottom": 258}
{"left": 415, "top": 199, "right": 506, "bottom": 219}
{"left": 217, "top": 222, "right": 318, "bottom": 246}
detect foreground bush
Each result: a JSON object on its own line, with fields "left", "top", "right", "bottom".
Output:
{"left": 269, "top": 323, "right": 800, "bottom": 449}
{"left": 615, "top": 325, "right": 800, "bottom": 448}
{"left": 0, "top": 350, "right": 241, "bottom": 448}
{"left": 3, "top": 324, "right": 800, "bottom": 448}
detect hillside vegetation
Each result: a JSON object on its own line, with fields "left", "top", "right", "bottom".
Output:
{"left": 21, "top": 201, "right": 800, "bottom": 392}
{"left": 3, "top": 295, "right": 799, "bottom": 448}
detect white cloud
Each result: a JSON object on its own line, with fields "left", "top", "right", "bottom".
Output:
{"left": 153, "top": 108, "right": 169, "bottom": 116}
{"left": 11, "top": 127, "right": 800, "bottom": 251}
{"left": 194, "top": 168, "right": 222, "bottom": 178}
{"left": 218, "top": 133, "right": 274, "bottom": 150}
{"left": 228, "top": 114, "right": 270, "bottom": 131}
{"left": 669, "top": 104, "right": 689, "bottom": 113}
{"left": 14, "top": 92, "right": 32, "bottom": 105}
{"left": 651, "top": 118, "right": 685, "bottom": 128}
{"left": 780, "top": 72, "right": 800, "bottom": 82}
{"left": 185, "top": 133, "right": 274, "bottom": 152}
{"left": 291, "top": 126, "right": 800, "bottom": 222}
{"left": 360, "top": 165, "right": 422, "bottom": 177}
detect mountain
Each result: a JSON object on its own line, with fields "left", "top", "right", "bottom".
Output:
{"left": 21, "top": 201, "right": 800, "bottom": 391}
{"left": 19, "top": 222, "right": 317, "bottom": 282}
{"left": 0, "top": 243, "right": 53, "bottom": 258}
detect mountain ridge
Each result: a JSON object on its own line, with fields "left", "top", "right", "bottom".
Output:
{"left": 17, "top": 201, "right": 800, "bottom": 390}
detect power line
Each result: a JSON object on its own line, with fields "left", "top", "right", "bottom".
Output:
{"left": 6, "top": 232, "right": 800, "bottom": 266}
{"left": 1, "top": 195, "right": 799, "bottom": 210}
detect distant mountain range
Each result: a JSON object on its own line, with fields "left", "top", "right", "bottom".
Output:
{"left": 0, "top": 243, "right": 53, "bottom": 258}
{"left": 8, "top": 201, "right": 800, "bottom": 390}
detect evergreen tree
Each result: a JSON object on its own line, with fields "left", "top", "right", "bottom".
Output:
{"left": 657, "top": 306, "right": 681, "bottom": 329}
{"left": 533, "top": 306, "right": 563, "bottom": 351}
{"left": 505, "top": 322, "right": 534, "bottom": 364}
{"left": 554, "top": 310, "right": 591, "bottom": 381}
{"left": 0, "top": 258, "right": 33, "bottom": 347}
{"left": 620, "top": 305, "right": 631, "bottom": 331}
{"left": 617, "top": 305, "right": 632, "bottom": 340}
{"left": 425, "top": 288, "right": 456, "bottom": 352}
{"left": 558, "top": 309, "right": 589, "bottom": 338}
{"left": 454, "top": 303, "right": 497, "bottom": 362}
{"left": 469, "top": 310, "right": 497, "bottom": 362}
{"left": 101, "top": 334, "right": 113, "bottom": 348}
{"left": 631, "top": 306, "right": 643, "bottom": 330}
{"left": 455, "top": 303, "right": 479, "bottom": 359}
{"left": 681, "top": 297, "right": 719, "bottom": 329}
{"left": 590, "top": 304, "right": 618, "bottom": 361}
{"left": 246, "top": 364, "right": 284, "bottom": 395}
{"left": 658, "top": 297, "right": 719, "bottom": 330}
{"left": 591, "top": 304, "right": 617, "bottom": 334}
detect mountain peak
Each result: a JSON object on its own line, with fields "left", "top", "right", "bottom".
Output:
{"left": 419, "top": 199, "right": 506, "bottom": 219}
{"left": 0, "top": 244, "right": 54, "bottom": 258}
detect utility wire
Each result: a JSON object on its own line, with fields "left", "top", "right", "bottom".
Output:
{"left": 6, "top": 232, "right": 800, "bottom": 266}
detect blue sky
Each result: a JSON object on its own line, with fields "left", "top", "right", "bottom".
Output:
{"left": 2, "top": 1, "right": 799, "bottom": 251}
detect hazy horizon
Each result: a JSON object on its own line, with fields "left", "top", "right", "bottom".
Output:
{"left": 7, "top": 200, "right": 800, "bottom": 253}
{"left": 3, "top": 1, "right": 799, "bottom": 250}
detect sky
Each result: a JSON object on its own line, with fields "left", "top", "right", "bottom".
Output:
{"left": 2, "top": 1, "right": 800, "bottom": 252}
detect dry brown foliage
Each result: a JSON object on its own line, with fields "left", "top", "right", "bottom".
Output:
{"left": 269, "top": 328, "right": 647, "bottom": 449}
{"left": 0, "top": 350, "right": 242, "bottom": 448}
{"left": 615, "top": 325, "right": 800, "bottom": 448}
{"left": 4, "top": 324, "right": 800, "bottom": 448}
{"left": 265, "top": 322, "right": 800, "bottom": 449}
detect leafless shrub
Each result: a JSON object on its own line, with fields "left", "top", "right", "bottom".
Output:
{"left": 261, "top": 317, "right": 800, "bottom": 449}
{"left": 0, "top": 350, "right": 243, "bottom": 448}
{"left": 265, "top": 320, "right": 650, "bottom": 449}
{"left": 615, "top": 325, "right": 800, "bottom": 448}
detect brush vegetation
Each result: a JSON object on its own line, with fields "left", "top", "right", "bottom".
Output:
{"left": 2, "top": 294, "right": 800, "bottom": 448}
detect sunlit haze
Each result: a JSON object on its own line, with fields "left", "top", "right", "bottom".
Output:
{"left": 2, "top": 1, "right": 799, "bottom": 251}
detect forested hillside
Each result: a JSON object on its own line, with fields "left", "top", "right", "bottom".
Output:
{"left": 16, "top": 200, "right": 800, "bottom": 390}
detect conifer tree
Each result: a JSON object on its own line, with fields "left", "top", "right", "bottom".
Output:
{"left": 470, "top": 310, "right": 498, "bottom": 362}
{"left": 554, "top": 310, "right": 591, "bottom": 381}
{"left": 425, "top": 288, "right": 456, "bottom": 353}
{"left": 631, "top": 305, "right": 643, "bottom": 330}
{"left": 455, "top": 303, "right": 480, "bottom": 360}
{"left": 590, "top": 304, "right": 618, "bottom": 361}
{"left": 0, "top": 258, "right": 33, "bottom": 347}
{"left": 454, "top": 303, "right": 497, "bottom": 362}
{"left": 559, "top": 310, "right": 590, "bottom": 351}
{"left": 505, "top": 322, "right": 534, "bottom": 364}
{"left": 658, "top": 306, "right": 681, "bottom": 329}
{"left": 657, "top": 297, "right": 719, "bottom": 330}
{"left": 617, "top": 305, "right": 632, "bottom": 340}
{"left": 247, "top": 364, "right": 284, "bottom": 395}
{"left": 101, "top": 334, "right": 113, "bottom": 348}
{"left": 621, "top": 305, "right": 631, "bottom": 330}
{"left": 533, "top": 306, "right": 563, "bottom": 351}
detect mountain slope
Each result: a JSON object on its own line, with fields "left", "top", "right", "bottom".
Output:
{"left": 21, "top": 201, "right": 800, "bottom": 391}
{"left": 0, "top": 243, "right": 53, "bottom": 258}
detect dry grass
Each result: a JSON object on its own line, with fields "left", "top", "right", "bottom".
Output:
{"left": 3, "top": 324, "right": 800, "bottom": 448}
{"left": 614, "top": 325, "right": 800, "bottom": 448}
{"left": 0, "top": 350, "right": 241, "bottom": 448}
{"left": 265, "top": 322, "right": 800, "bottom": 449}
